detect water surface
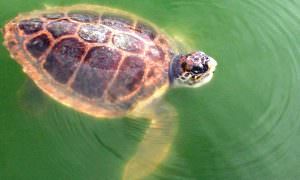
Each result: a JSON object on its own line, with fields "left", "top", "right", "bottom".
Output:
{"left": 0, "top": 0, "right": 300, "bottom": 179}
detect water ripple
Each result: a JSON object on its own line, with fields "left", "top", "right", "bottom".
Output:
{"left": 164, "top": 0, "right": 300, "bottom": 178}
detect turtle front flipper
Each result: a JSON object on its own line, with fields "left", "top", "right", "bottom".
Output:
{"left": 124, "top": 100, "right": 177, "bottom": 180}
{"left": 17, "top": 79, "right": 50, "bottom": 117}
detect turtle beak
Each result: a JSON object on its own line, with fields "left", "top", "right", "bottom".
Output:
{"left": 207, "top": 56, "right": 217, "bottom": 73}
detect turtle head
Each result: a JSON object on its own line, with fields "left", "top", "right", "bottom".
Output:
{"left": 170, "top": 51, "right": 217, "bottom": 88}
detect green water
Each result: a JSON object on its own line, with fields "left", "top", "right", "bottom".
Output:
{"left": 1, "top": 0, "right": 300, "bottom": 179}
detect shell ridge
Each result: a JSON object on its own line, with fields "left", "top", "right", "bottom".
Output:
{"left": 65, "top": 43, "right": 90, "bottom": 88}
{"left": 102, "top": 55, "right": 126, "bottom": 101}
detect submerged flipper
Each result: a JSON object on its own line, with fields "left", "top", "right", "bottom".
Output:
{"left": 123, "top": 101, "right": 177, "bottom": 180}
{"left": 17, "top": 79, "right": 49, "bottom": 116}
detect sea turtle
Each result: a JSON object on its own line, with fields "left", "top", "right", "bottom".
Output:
{"left": 3, "top": 4, "right": 217, "bottom": 180}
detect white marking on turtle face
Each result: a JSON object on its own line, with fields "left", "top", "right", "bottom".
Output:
{"left": 189, "top": 73, "right": 214, "bottom": 88}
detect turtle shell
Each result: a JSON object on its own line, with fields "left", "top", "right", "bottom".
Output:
{"left": 3, "top": 5, "right": 176, "bottom": 117}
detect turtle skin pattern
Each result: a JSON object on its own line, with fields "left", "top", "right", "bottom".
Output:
{"left": 4, "top": 6, "right": 173, "bottom": 117}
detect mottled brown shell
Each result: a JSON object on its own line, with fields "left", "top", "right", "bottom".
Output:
{"left": 3, "top": 5, "right": 175, "bottom": 117}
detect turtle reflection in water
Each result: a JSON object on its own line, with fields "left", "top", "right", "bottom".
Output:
{"left": 3, "top": 4, "right": 217, "bottom": 180}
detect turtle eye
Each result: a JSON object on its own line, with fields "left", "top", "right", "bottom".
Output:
{"left": 191, "top": 64, "right": 209, "bottom": 74}
{"left": 181, "top": 62, "right": 188, "bottom": 71}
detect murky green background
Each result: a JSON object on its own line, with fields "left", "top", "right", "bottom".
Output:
{"left": 1, "top": 0, "right": 300, "bottom": 179}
